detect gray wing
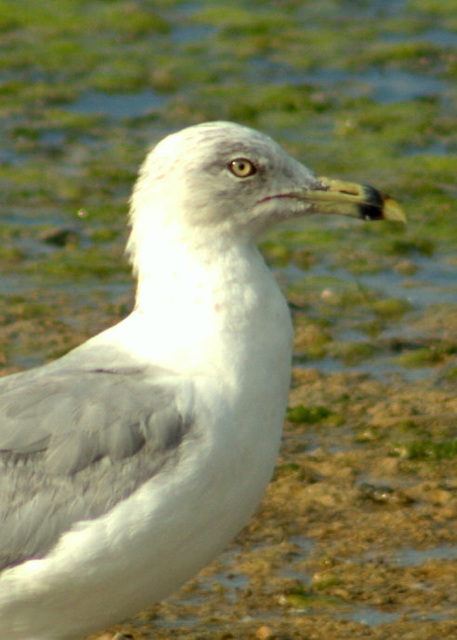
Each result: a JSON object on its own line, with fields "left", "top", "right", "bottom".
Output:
{"left": 0, "top": 351, "right": 195, "bottom": 571}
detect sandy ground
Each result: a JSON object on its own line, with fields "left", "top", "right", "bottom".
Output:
{"left": 86, "top": 364, "right": 457, "bottom": 640}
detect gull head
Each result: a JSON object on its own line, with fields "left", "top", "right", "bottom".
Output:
{"left": 127, "top": 121, "right": 405, "bottom": 271}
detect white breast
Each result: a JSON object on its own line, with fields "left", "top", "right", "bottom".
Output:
{"left": 0, "top": 244, "right": 293, "bottom": 640}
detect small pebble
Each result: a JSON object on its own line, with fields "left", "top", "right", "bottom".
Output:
{"left": 256, "top": 625, "right": 275, "bottom": 640}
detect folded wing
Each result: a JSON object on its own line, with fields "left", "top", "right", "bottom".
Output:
{"left": 0, "top": 354, "right": 195, "bottom": 570}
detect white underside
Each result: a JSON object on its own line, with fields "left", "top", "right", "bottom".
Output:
{"left": 0, "top": 245, "right": 293, "bottom": 640}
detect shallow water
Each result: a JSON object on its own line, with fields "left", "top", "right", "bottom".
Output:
{"left": 68, "top": 89, "right": 169, "bottom": 119}
{"left": 2, "top": 1, "right": 457, "bottom": 639}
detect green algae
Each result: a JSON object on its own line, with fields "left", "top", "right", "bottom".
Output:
{"left": 24, "top": 246, "right": 130, "bottom": 280}
{"left": 395, "top": 342, "right": 457, "bottom": 368}
{"left": 281, "top": 584, "right": 345, "bottom": 609}
{"left": 371, "top": 298, "right": 411, "bottom": 320}
{"left": 287, "top": 404, "right": 334, "bottom": 425}
{"left": 328, "top": 340, "right": 378, "bottom": 366}
{"left": 404, "top": 439, "right": 457, "bottom": 461}
{"left": 1, "top": 5, "right": 457, "bottom": 634}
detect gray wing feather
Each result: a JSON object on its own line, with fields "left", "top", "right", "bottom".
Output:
{"left": 0, "top": 350, "right": 196, "bottom": 571}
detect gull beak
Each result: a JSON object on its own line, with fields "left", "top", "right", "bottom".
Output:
{"left": 305, "top": 176, "right": 406, "bottom": 223}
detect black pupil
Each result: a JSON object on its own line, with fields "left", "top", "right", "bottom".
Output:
{"left": 230, "top": 158, "right": 255, "bottom": 177}
{"left": 234, "top": 160, "right": 251, "bottom": 174}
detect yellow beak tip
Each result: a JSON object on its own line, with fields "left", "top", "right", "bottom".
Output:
{"left": 383, "top": 197, "right": 407, "bottom": 224}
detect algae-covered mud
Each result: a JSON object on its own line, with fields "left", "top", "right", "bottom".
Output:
{"left": 1, "top": 0, "right": 457, "bottom": 638}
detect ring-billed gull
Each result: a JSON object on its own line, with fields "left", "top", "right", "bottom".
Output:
{"left": 0, "top": 121, "right": 405, "bottom": 640}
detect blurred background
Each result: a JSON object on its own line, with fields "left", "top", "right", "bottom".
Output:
{"left": 1, "top": 1, "right": 457, "bottom": 638}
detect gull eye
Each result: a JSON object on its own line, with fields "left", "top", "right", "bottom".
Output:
{"left": 229, "top": 158, "right": 257, "bottom": 178}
